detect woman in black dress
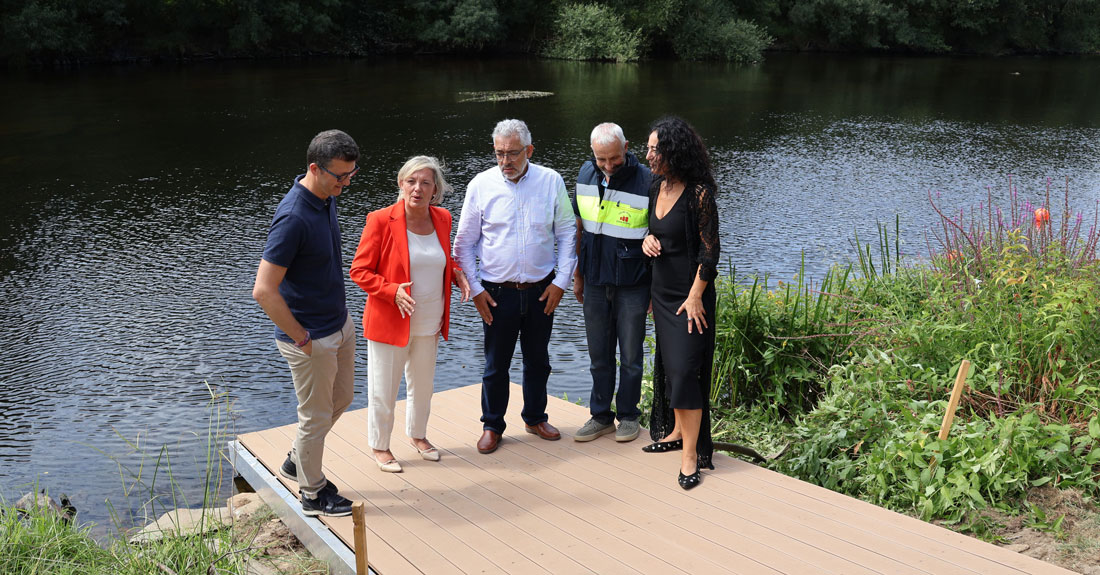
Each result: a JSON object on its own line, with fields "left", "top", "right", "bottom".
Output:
{"left": 640, "top": 116, "right": 720, "bottom": 490}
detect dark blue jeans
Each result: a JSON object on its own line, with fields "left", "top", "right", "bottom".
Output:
{"left": 582, "top": 282, "right": 649, "bottom": 424}
{"left": 480, "top": 280, "right": 554, "bottom": 433}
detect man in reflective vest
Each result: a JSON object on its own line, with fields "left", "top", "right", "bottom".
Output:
{"left": 571, "top": 123, "right": 653, "bottom": 443}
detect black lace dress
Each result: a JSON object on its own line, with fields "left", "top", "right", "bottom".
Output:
{"left": 647, "top": 178, "right": 720, "bottom": 469}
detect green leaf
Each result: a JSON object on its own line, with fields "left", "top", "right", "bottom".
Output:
{"left": 1030, "top": 476, "right": 1053, "bottom": 487}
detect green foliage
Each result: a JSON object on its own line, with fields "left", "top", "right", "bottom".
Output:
{"left": 411, "top": 0, "right": 503, "bottom": 50}
{"left": 711, "top": 257, "right": 855, "bottom": 415}
{"left": 6, "top": 0, "right": 1099, "bottom": 64}
{"left": 770, "top": 354, "right": 1100, "bottom": 522}
{"left": 1, "top": 0, "right": 127, "bottom": 62}
{"left": 0, "top": 499, "right": 112, "bottom": 574}
{"left": 0, "top": 384, "right": 274, "bottom": 574}
{"left": 542, "top": 3, "right": 641, "bottom": 62}
{"left": 712, "top": 180, "right": 1100, "bottom": 524}
{"left": 672, "top": 4, "right": 773, "bottom": 62}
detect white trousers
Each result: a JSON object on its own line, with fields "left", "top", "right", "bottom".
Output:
{"left": 367, "top": 334, "right": 438, "bottom": 450}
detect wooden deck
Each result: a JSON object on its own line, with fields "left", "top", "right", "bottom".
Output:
{"left": 234, "top": 383, "right": 1072, "bottom": 575}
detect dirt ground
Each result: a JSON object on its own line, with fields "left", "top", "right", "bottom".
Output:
{"left": 964, "top": 486, "right": 1100, "bottom": 574}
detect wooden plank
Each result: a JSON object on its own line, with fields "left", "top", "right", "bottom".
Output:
{"left": 266, "top": 423, "right": 506, "bottom": 575}
{"left": 940, "top": 360, "right": 972, "bottom": 440}
{"left": 349, "top": 406, "right": 692, "bottom": 575}
{"left": 429, "top": 386, "right": 898, "bottom": 575}
{"left": 531, "top": 383, "right": 1072, "bottom": 575}
{"left": 238, "top": 427, "right": 421, "bottom": 574}
{"left": 238, "top": 383, "right": 1073, "bottom": 575}
{"left": 353, "top": 502, "right": 368, "bottom": 575}
{"left": 321, "top": 425, "right": 560, "bottom": 575}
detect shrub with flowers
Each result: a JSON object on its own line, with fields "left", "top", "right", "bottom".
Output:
{"left": 708, "top": 176, "right": 1100, "bottom": 525}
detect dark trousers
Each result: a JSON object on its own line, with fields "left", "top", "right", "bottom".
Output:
{"left": 480, "top": 280, "right": 554, "bottom": 433}
{"left": 583, "top": 282, "right": 649, "bottom": 424}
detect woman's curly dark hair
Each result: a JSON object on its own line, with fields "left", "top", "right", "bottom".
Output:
{"left": 650, "top": 116, "right": 716, "bottom": 190}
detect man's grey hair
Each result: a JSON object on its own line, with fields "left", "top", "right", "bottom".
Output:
{"left": 306, "top": 129, "right": 359, "bottom": 168}
{"left": 590, "top": 123, "right": 626, "bottom": 148}
{"left": 492, "top": 119, "right": 532, "bottom": 147}
{"left": 396, "top": 155, "right": 452, "bottom": 206}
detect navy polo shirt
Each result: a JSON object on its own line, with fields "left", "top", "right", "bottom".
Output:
{"left": 262, "top": 174, "right": 348, "bottom": 343}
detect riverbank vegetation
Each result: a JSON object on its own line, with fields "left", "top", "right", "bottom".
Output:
{"left": 0, "top": 493, "right": 322, "bottom": 574}
{"left": 686, "top": 178, "right": 1100, "bottom": 540}
{"left": 4, "top": 0, "right": 1099, "bottom": 67}
{"left": 0, "top": 383, "right": 323, "bottom": 574}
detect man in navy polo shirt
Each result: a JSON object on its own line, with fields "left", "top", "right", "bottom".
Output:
{"left": 252, "top": 129, "right": 359, "bottom": 518}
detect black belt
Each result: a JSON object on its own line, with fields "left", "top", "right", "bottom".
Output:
{"left": 483, "top": 273, "right": 553, "bottom": 291}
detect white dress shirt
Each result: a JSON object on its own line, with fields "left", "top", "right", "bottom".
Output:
{"left": 453, "top": 162, "right": 578, "bottom": 298}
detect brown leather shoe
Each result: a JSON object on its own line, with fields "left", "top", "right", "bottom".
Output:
{"left": 524, "top": 421, "right": 561, "bottom": 441}
{"left": 477, "top": 430, "right": 501, "bottom": 454}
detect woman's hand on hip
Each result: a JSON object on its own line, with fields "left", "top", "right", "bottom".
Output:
{"left": 676, "top": 296, "right": 708, "bottom": 333}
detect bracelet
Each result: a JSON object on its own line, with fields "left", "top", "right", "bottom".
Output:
{"left": 294, "top": 331, "right": 311, "bottom": 348}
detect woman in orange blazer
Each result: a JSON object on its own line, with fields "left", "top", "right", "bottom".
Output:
{"left": 350, "top": 156, "right": 470, "bottom": 472}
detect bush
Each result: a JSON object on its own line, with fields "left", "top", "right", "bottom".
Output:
{"left": 414, "top": 0, "right": 503, "bottom": 51}
{"left": 712, "top": 178, "right": 1100, "bottom": 525}
{"left": 672, "top": 10, "right": 772, "bottom": 62}
{"left": 773, "top": 353, "right": 1100, "bottom": 522}
{"left": 542, "top": 3, "right": 641, "bottom": 62}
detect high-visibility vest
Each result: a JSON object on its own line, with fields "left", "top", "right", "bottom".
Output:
{"left": 575, "top": 183, "right": 649, "bottom": 239}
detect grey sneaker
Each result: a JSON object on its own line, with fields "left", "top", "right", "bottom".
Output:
{"left": 615, "top": 420, "right": 640, "bottom": 442}
{"left": 574, "top": 418, "right": 615, "bottom": 442}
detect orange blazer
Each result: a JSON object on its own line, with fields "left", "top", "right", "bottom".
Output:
{"left": 350, "top": 201, "right": 463, "bottom": 347}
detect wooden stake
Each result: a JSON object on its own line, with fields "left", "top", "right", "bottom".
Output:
{"left": 939, "top": 360, "right": 971, "bottom": 441}
{"left": 353, "top": 501, "right": 368, "bottom": 574}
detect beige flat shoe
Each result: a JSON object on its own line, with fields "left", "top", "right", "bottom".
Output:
{"left": 376, "top": 457, "right": 402, "bottom": 473}
{"left": 412, "top": 440, "right": 441, "bottom": 461}
{"left": 416, "top": 445, "right": 441, "bottom": 462}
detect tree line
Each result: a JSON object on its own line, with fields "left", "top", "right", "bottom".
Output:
{"left": 4, "top": 0, "right": 1099, "bottom": 66}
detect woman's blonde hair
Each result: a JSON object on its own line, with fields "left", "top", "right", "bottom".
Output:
{"left": 396, "top": 155, "right": 452, "bottom": 206}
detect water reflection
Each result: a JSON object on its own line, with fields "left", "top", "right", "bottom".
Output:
{"left": 1, "top": 53, "right": 1098, "bottom": 530}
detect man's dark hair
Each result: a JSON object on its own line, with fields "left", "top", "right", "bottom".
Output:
{"left": 306, "top": 130, "right": 359, "bottom": 168}
{"left": 649, "top": 116, "right": 715, "bottom": 190}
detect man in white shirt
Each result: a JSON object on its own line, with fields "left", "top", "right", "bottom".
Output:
{"left": 454, "top": 119, "right": 578, "bottom": 454}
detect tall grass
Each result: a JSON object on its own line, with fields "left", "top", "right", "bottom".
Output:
{"left": 0, "top": 382, "right": 316, "bottom": 574}
{"left": 711, "top": 177, "right": 1100, "bottom": 524}
{"left": 917, "top": 178, "right": 1100, "bottom": 422}
{"left": 712, "top": 254, "right": 858, "bottom": 415}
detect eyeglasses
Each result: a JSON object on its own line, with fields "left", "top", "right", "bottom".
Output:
{"left": 493, "top": 148, "right": 525, "bottom": 161}
{"left": 318, "top": 163, "right": 360, "bottom": 183}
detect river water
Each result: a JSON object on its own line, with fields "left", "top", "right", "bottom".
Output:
{"left": 2, "top": 54, "right": 1099, "bottom": 530}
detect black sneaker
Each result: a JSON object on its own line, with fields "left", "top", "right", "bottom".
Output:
{"left": 301, "top": 489, "right": 353, "bottom": 517}
{"left": 280, "top": 452, "right": 339, "bottom": 494}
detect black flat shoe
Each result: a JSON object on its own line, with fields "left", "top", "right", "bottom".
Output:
{"left": 678, "top": 467, "right": 701, "bottom": 490}
{"left": 642, "top": 439, "right": 683, "bottom": 453}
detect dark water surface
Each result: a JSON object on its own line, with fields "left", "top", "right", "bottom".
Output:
{"left": 2, "top": 54, "right": 1099, "bottom": 530}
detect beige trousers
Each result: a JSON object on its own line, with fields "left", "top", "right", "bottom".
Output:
{"left": 367, "top": 334, "right": 438, "bottom": 451}
{"left": 276, "top": 314, "right": 355, "bottom": 499}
